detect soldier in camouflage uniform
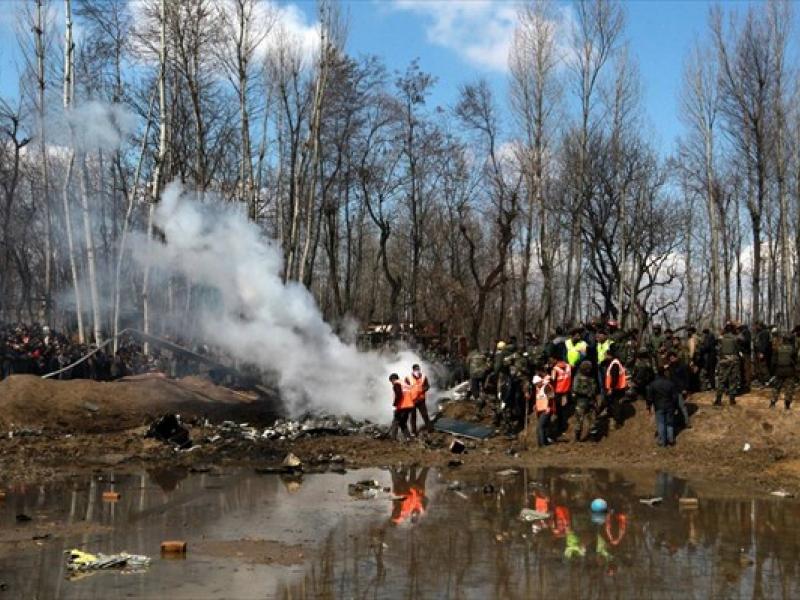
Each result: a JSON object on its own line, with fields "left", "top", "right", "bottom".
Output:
{"left": 648, "top": 325, "right": 665, "bottom": 365}
{"left": 573, "top": 360, "right": 598, "bottom": 442}
{"left": 467, "top": 348, "right": 490, "bottom": 411}
{"left": 770, "top": 335, "right": 797, "bottom": 410}
{"left": 613, "top": 330, "right": 636, "bottom": 372}
{"left": 629, "top": 350, "right": 655, "bottom": 402}
{"left": 714, "top": 323, "right": 741, "bottom": 406}
{"left": 501, "top": 345, "right": 528, "bottom": 433}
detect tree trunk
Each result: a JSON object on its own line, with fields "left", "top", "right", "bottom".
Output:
{"left": 78, "top": 156, "right": 102, "bottom": 345}
{"left": 62, "top": 0, "right": 84, "bottom": 342}
{"left": 143, "top": 0, "right": 168, "bottom": 355}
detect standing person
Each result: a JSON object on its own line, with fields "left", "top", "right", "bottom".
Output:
{"left": 770, "top": 335, "right": 797, "bottom": 410}
{"left": 648, "top": 325, "right": 666, "bottom": 362}
{"left": 738, "top": 323, "right": 753, "bottom": 393}
{"left": 405, "top": 364, "right": 432, "bottom": 435}
{"left": 699, "top": 328, "right": 718, "bottom": 391}
{"left": 573, "top": 361, "right": 598, "bottom": 442}
{"left": 533, "top": 375, "right": 555, "bottom": 447}
{"left": 548, "top": 327, "right": 568, "bottom": 362}
{"left": 501, "top": 347, "right": 528, "bottom": 434}
{"left": 565, "top": 329, "right": 588, "bottom": 369}
{"left": 629, "top": 350, "right": 655, "bottom": 402}
{"left": 603, "top": 347, "right": 628, "bottom": 429}
{"left": 387, "top": 374, "right": 413, "bottom": 441}
{"left": 714, "top": 323, "right": 741, "bottom": 407}
{"left": 666, "top": 351, "right": 691, "bottom": 428}
{"left": 467, "top": 347, "right": 490, "bottom": 410}
{"left": 646, "top": 367, "right": 678, "bottom": 447}
{"left": 754, "top": 322, "right": 773, "bottom": 387}
{"left": 549, "top": 356, "right": 572, "bottom": 434}
{"left": 595, "top": 330, "right": 613, "bottom": 390}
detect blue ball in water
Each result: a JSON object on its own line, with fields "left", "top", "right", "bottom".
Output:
{"left": 591, "top": 498, "right": 608, "bottom": 513}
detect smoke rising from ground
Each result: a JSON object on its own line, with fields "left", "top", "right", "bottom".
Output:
{"left": 138, "top": 181, "right": 423, "bottom": 422}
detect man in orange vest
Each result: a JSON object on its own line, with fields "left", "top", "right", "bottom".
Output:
{"left": 387, "top": 373, "right": 413, "bottom": 440}
{"left": 603, "top": 347, "right": 628, "bottom": 429}
{"left": 405, "top": 363, "right": 432, "bottom": 435}
{"left": 549, "top": 356, "right": 572, "bottom": 434}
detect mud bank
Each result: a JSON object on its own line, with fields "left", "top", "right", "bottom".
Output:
{"left": 0, "top": 375, "right": 799, "bottom": 495}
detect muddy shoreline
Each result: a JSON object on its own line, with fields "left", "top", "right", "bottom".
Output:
{"left": 0, "top": 374, "right": 798, "bottom": 495}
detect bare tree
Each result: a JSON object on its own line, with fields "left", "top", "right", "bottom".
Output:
{"left": 143, "top": 0, "right": 168, "bottom": 353}
{"left": 509, "top": 0, "right": 562, "bottom": 337}
{"left": 679, "top": 39, "right": 722, "bottom": 328}
{"left": 711, "top": 5, "right": 776, "bottom": 323}
{"left": 564, "top": 0, "right": 624, "bottom": 324}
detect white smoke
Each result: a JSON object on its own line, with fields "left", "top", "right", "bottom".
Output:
{"left": 139, "top": 181, "right": 425, "bottom": 422}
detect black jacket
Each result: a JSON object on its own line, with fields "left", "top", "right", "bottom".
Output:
{"left": 646, "top": 376, "right": 678, "bottom": 412}
{"left": 667, "top": 360, "right": 690, "bottom": 393}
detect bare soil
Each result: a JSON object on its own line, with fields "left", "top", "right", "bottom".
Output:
{"left": 0, "top": 374, "right": 799, "bottom": 495}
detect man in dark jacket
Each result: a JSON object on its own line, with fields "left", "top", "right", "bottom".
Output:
{"left": 698, "top": 328, "right": 717, "bottom": 391}
{"left": 667, "top": 351, "right": 691, "bottom": 428}
{"left": 753, "top": 322, "right": 773, "bottom": 386}
{"left": 646, "top": 367, "right": 679, "bottom": 447}
{"left": 771, "top": 336, "right": 796, "bottom": 410}
{"left": 738, "top": 323, "right": 753, "bottom": 393}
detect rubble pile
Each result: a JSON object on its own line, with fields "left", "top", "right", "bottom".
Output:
{"left": 219, "top": 413, "right": 387, "bottom": 442}
{"left": 147, "top": 412, "right": 388, "bottom": 450}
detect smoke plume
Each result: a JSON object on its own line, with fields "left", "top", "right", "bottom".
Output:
{"left": 138, "top": 181, "right": 424, "bottom": 422}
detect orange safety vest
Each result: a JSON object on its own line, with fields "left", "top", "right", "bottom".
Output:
{"left": 535, "top": 384, "right": 554, "bottom": 415}
{"left": 397, "top": 380, "right": 416, "bottom": 410}
{"left": 391, "top": 487, "right": 425, "bottom": 524}
{"left": 604, "top": 358, "right": 628, "bottom": 392}
{"left": 552, "top": 362, "right": 572, "bottom": 394}
{"left": 405, "top": 373, "right": 428, "bottom": 404}
{"left": 605, "top": 513, "right": 627, "bottom": 546}
{"left": 552, "top": 505, "right": 571, "bottom": 538}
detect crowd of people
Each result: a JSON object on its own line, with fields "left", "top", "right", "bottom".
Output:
{"left": 459, "top": 319, "right": 800, "bottom": 448}
{"left": 0, "top": 322, "right": 182, "bottom": 381}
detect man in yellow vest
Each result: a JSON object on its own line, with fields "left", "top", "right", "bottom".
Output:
{"left": 565, "top": 329, "right": 588, "bottom": 369}
{"left": 595, "top": 329, "right": 614, "bottom": 391}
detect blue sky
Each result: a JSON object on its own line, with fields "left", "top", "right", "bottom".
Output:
{"left": 0, "top": 0, "right": 785, "bottom": 156}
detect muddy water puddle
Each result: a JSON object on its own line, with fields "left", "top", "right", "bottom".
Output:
{"left": 0, "top": 466, "right": 798, "bottom": 599}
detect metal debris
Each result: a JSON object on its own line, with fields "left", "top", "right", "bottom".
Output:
{"left": 519, "top": 509, "right": 550, "bottom": 522}
{"left": 639, "top": 497, "right": 663, "bottom": 506}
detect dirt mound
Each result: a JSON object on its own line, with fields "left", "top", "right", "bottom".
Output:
{"left": 0, "top": 374, "right": 282, "bottom": 434}
{"left": 435, "top": 389, "right": 800, "bottom": 491}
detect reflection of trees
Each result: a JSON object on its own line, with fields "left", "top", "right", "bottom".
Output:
{"left": 280, "top": 467, "right": 800, "bottom": 599}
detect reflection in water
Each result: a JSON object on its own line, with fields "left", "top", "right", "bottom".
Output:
{"left": 1, "top": 467, "right": 799, "bottom": 599}
{"left": 390, "top": 466, "right": 429, "bottom": 526}
{"left": 284, "top": 468, "right": 800, "bottom": 600}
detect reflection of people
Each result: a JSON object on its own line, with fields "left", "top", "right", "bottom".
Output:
{"left": 552, "top": 505, "right": 571, "bottom": 538}
{"left": 604, "top": 512, "right": 627, "bottom": 546}
{"left": 564, "top": 530, "right": 586, "bottom": 559}
{"left": 390, "top": 467, "right": 429, "bottom": 525}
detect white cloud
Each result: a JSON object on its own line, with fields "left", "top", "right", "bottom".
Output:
{"left": 126, "top": 0, "right": 319, "bottom": 66}
{"left": 269, "top": 2, "right": 320, "bottom": 59}
{"left": 392, "top": 0, "right": 520, "bottom": 72}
